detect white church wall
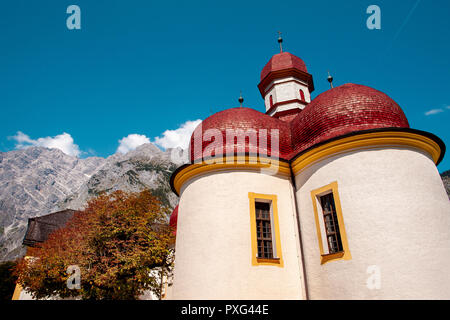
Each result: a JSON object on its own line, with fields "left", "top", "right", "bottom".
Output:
{"left": 16, "top": 287, "right": 34, "bottom": 300}
{"left": 267, "top": 102, "right": 303, "bottom": 116}
{"left": 294, "top": 146, "right": 450, "bottom": 299}
{"left": 171, "top": 170, "right": 305, "bottom": 299}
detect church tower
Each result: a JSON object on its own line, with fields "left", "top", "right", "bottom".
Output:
{"left": 258, "top": 34, "right": 314, "bottom": 121}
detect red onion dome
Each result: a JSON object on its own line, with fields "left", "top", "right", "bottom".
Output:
{"left": 169, "top": 205, "right": 178, "bottom": 235}
{"left": 260, "top": 52, "right": 308, "bottom": 81}
{"left": 189, "top": 107, "right": 292, "bottom": 162}
{"left": 258, "top": 52, "right": 314, "bottom": 96}
{"left": 290, "top": 83, "right": 410, "bottom": 155}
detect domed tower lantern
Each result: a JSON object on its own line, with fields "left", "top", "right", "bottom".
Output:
{"left": 258, "top": 33, "right": 314, "bottom": 120}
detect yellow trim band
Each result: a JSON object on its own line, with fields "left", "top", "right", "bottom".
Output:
{"left": 173, "top": 156, "right": 291, "bottom": 195}
{"left": 310, "top": 181, "right": 352, "bottom": 265}
{"left": 292, "top": 131, "right": 442, "bottom": 175}
{"left": 248, "top": 193, "right": 284, "bottom": 267}
{"left": 11, "top": 283, "right": 23, "bottom": 300}
{"left": 173, "top": 132, "right": 442, "bottom": 194}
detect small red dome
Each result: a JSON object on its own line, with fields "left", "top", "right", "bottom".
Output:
{"left": 290, "top": 83, "right": 410, "bottom": 156}
{"left": 260, "top": 52, "right": 308, "bottom": 81}
{"left": 169, "top": 205, "right": 178, "bottom": 235}
{"left": 189, "top": 107, "right": 292, "bottom": 162}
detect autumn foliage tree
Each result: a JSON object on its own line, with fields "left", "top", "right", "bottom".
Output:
{"left": 14, "top": 190, "right": 175, "bottom": 300}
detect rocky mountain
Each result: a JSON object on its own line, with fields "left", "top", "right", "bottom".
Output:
{"left": 59, "top": 143, "right": 181, "bottom": 211}
{"left": 0, "top": 144, "right": 183, "bottom": 262}
{"left": 442, "top": 170, "right": 450, "bottom": 200}
{"left": 0, "top": 147, "right": 104, "bottom": 261}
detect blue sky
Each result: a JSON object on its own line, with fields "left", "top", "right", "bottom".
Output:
{"left": 0, "top": 0, "right": 449, "bottom": 172}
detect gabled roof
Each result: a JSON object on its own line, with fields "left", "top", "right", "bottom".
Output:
{"left": 22, "top": 209, "right": 76, "bottom": 247}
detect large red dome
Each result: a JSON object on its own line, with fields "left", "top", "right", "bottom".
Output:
{"left": 260, "top": 52, "right": 308, "bottom": 81}
{"left": 187, "top": 85, "right": 410, "bottom": 163}
{"left": 289, "top": 83, "right": 410, "bottom": 156}
{"left": 189, "top": 107, "right": 292, "bottom": 162}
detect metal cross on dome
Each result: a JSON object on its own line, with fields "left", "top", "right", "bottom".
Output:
{"left": 327, "top": 71, "right": 334, "bottom": 89}
{"left": 277, "top": 31, "right": 283, "bottom": 52}
{"left": 238, "top": 91, "right": 244, "bottom": 107}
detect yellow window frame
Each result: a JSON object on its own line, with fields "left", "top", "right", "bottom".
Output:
{"left": 248, "top": 192, "right": 284, "bottom": 267}
{"left": 310, "top": 181, "right": 351, "bottom": 265}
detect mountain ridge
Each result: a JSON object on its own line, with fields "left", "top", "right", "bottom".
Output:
{"left": 441, "top": 170, "right": 450, "bottom": 200}
{"left": 0, "top": 144, "right": 182, "bottom": 261}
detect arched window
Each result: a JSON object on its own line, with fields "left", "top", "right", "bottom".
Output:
{"left": 299, "top": 89, "right": 305, "bottom": 101}
{"left": 269, "top": 95, "right": 273, "bottom": 108}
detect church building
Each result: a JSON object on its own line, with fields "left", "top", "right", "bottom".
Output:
{"left": 168, "top": 36, "right": 450, "bottom": 299}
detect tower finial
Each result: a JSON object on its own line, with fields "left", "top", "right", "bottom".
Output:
{"left": 277, "top": 31, "right": 283, "bottom": 53}
{"left": 238, "top": 91, "right": 244, "bottom": 107}
{"left": 327, "top": 70, "right": 334, "bottom": 89}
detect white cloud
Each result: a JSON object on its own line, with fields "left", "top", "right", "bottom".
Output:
{"left": 424, "top": 108, "right": 444, "bottom": 116}
{"left": 10, "top": 131, "right": 81, "bottom": 157}
{"left": 116, "top": 134, "right": 151, "bottom": 154}
{"left": 153, "top": 119, "right": 202, "bottom": 150}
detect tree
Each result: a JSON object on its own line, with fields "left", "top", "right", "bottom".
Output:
{"left": 14, "top": 190, "right": 175, "bottom": 300}
{"left": 0, "top": 261, "right": 18, "bottom": 300}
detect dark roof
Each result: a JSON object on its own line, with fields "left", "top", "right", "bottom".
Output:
{"left": 22, "top": 209, "right": 76, "bottom": 247}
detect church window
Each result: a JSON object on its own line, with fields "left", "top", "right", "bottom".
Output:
{"left": 255, "top": 202, "right": 273, "bottom": 258}
{"left": 248, "top": 193, "right": 283, "bottom": 267}
{"left": 319, "top": 193, "right": 342, "bottom": 254}
{"left": 310, "top": 182, "right": 352, "bottom": 265}
{"left": 299, "top": 89, "right": 305, "bottom": 101}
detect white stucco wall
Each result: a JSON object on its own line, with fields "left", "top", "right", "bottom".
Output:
{"left": 15, "top": 288, "right": 76, "bottom": 300}
{"left": 267, "top": 102, "right": 306, "bottom": 116}
{"left": 17, "top": 287, "right": 34, "bottom": 300}
{"left": 295, "top": 147, "right": 450, "bottom": 299}
{"left": 264, "top": 77, "right": 310, "bottom": 113}
{"left": 171, "top": 170, "right": 305, "bottom": 299}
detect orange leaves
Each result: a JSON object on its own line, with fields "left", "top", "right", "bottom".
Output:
{"left": 14, "top": 190, "right": 175, "bottom": 300}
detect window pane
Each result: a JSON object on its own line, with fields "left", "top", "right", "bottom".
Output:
{"left": 258, "top": 240, "right": 264, "bottom": 257}
{"left": 257, "top": 226, "right": 262, "bottom": 239}
{"left": 255, "top": 201, "right": 273, "bottom": 258}
{"left": 320, "top": 193, "right": 343, "bottom": 254}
